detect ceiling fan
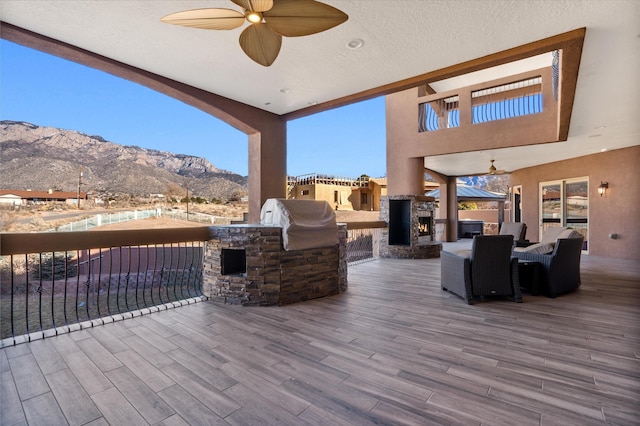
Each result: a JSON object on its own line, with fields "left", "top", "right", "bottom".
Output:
{"left": 488, "top": 160, "right": 506, "bottom": 175}
{"left": 161, "top": 0, "right": 349, "bottom": 67}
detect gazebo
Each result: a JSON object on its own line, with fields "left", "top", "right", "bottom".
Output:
{"left": 426, "top": 183, "right": 508, "bottom": 236}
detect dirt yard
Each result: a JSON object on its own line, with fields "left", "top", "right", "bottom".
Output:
{"left": 93, "top": 209, "right": 381, "bottom": 231}
{"left": 90, "top": 216, "right": 207, "bottom": 230}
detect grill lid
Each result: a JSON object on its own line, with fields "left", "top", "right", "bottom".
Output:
{"left": 260, "top": 199, "right": 338, "bottom": 251}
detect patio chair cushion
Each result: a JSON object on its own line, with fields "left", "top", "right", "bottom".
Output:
{"left": 513, "top": 242, "right": 555, "bottom": 254}
{"left": 451, "top": 249, "right": 472, "bottom": 258}
{"left": 557, "top": 229, "right": 582, "bottom": 240}
{"left": 499, "top": 222, "right": 527, "bottom": 241}
{"left": 540, "top": 227, "right": 569, "bottom": 244}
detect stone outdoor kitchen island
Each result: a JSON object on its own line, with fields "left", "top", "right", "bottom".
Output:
{"left": 202, "top": 200, "right": 347, "bottom": 306}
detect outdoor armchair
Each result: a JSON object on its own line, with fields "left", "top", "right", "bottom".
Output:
{"left": 513, "top": 234, "right": 584, "bottom": 297}
{"left": 499, "top": 222, "right": 527, "bottom": 245}
{"left": 441, "top": 235, "right": 522, "bottom": 304}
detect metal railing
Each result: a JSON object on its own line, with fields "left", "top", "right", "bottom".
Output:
{"left": 289, "top": 173, "right": 371, "bottom": 188}
{"left": 418, "top": 95, "right": 461, "bottom": 132}
{"left": 162, "top": 209, "right": 237, "bottom": 225}
{"left": 418, "top": 74, "right": 545, "bottom": 132}
{"left": 0, "top": 227, "right": 210, "bottom": 346}
{"left": 51, "top": 209, "right": 158, "bottom": 232}
{"left": 472, "top": 77, "right": 543, "bottom": 124}
{"left": 345, "top": 221, "right": 386, "bottom": 265}
{"left": 50, "top": 209, "right": 240, "bottom": 232}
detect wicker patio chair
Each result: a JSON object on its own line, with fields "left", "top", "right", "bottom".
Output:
{"left": 499, "top": 222, "right": 527, "bottom": 245}
{"left": 441, "top": 235, "right": 522, "bottom": 304}
{"left": 513, "top": 235, "right": 584, "bottom": 297}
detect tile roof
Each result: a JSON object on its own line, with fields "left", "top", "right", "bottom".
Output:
{"left": 0, "top": 190, "right": 87, "bottom": 199}
{"left": 426, "top": 184, "right": 506, "bottom": 200}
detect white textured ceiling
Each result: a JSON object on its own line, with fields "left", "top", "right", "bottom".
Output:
{"left": 1, "top": 0, "right": 639, "bottom": 176}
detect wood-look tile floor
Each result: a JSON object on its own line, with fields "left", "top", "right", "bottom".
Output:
{"left": 1, "top": 249, "right": 639, "bottom": 425}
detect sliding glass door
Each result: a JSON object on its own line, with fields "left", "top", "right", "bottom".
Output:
{"left": 539, "top": 178, "right": 588, "bottom": 251}
{"left": 541, "top": 182, "right": 562, "bottom": 233}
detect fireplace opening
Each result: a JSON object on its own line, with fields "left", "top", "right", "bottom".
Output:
{"left": 388, "top": 199, "right": 411, "bottom": 245}
{"left": 221, "top": 249, "right": 246, "bottom": 275}
{"left": 418, "top": 216, "right": 431, "bottom": 237}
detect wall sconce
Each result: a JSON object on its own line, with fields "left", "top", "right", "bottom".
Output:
{"left": 598, "top": 181, "right": 608, "bottom": 197}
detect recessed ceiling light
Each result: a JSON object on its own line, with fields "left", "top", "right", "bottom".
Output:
{"left": 346, "top": 38, "right": 364, "bottom": 49}
{"left": 600, "top": 148, "right": 608, "bottom": 152}
{"left": 307, "top": 101, "right": 318, "bottom": 106}
{"left": 264, "top": 102, "right": 271, "bottom": 106}
{"left": 588, "top": 134, "right": 601, "bottom": 138}
{"left": 594, "top": 125, "right": 606, "bottom": 130}
{"left": 280, "top": 88, "right": 290, "bottom": 93}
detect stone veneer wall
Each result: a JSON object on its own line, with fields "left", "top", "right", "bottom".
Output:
{"left": 380, "top": 195, "right": 441, "bottom": 259}
{"left": 202, "top": 224, "right": 347, "bottom": 306}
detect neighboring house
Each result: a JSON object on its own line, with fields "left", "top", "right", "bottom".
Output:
{"left": 287, "top": 174, "right": 438, "bottom": 211}
{"left": 0, "top": 189, "right": 88, "bottom": 206}
{"left": 287, "top": 174, "right": 386, "bottom": 211}
{"left": 0, "top": 193, "right": 22, "bottom": 206}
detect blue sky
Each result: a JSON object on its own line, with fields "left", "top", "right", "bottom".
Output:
{"left": 0, "top": 40, "right": 387, "bottom": 178}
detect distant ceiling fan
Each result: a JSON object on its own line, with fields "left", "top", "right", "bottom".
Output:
{"left": 161, "top": 0, "right": 349, "bottom": 67}
{"left": 488, "top": 160, "right": 506, "bottom": 175}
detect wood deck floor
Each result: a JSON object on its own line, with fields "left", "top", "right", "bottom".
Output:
{"left": 2, "top": 247, "right": 639, "bottom": 425}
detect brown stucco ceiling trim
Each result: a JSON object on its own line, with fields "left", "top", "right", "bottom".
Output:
{"left": 284, "top": 28, "right": 585, "bottom": 125}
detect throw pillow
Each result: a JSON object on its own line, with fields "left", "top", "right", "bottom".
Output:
{"left": 557, "top": 229, "right": 582, "bottom": 240}
{"left": 540, "top": 227, "right": 568, "bottom": 244}
{"left": 451, "top": 249, "right": 472, "bottom": 258}
{"left": 513, "top": 242, "right": 555, "bottom": 254}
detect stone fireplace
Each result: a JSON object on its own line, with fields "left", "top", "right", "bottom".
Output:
{"left": 380, "top": 195, "right": 441, "bottom": 258}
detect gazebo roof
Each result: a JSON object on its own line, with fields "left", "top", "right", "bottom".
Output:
{"left": 426, "top": 184, "right": 506, "bottom": 202}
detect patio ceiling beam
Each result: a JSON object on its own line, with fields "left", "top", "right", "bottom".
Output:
{"left": 0, "top": 22, "right": 276, "bottom": 135}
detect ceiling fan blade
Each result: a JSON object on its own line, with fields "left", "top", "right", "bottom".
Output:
{"left": 264, "top": 0, "right": 348, "bottom": 37}
{"left": 239, "top": 23, "right": 282, "bottom": 66}
{"left": 488, "top": 160, "right": 506, "bottom": 175}
{"left": 161, "top": 8, "right": 245, "bottom": 30}
{"left": 231, "top": 0, "right": 274, "bottom": 12}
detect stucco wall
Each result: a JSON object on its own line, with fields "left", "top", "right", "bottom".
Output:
{"left": 510, "top": 146, "right": 640, "bottom": 260}
{"left": 458, "top": 209, "right": 501, "bottom": 224}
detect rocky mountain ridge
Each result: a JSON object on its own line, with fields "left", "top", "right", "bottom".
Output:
{"left": 0, "top": 121, "right": 247, "bottom": 200}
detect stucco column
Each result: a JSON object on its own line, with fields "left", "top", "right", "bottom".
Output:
{"left": 386, "top": 88, "right": 425, "bottom": 196}
{"left": 439, "top": 177, "right": 459, "bottom": 242}
{"left": 387, "top": 156, "right": 425, "bottom": 196}
{"left": 247, "top": 121, "right": 287, "bottom": 223}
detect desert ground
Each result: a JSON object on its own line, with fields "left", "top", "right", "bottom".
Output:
{"left": 1, "top": 203, "right": 381, "bottom": 233}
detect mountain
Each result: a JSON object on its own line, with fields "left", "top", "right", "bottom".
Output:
{"left": 0, "top": 121, "right": 247, "bottom": 200}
